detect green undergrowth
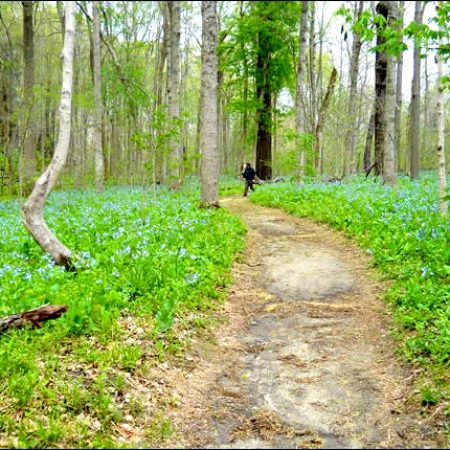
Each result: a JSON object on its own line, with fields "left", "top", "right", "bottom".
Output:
{"left": 0, "top": 185, "right": 245, "bottom": 448}
{"left": 218, "top": 176, "right": 245, "bottom": 197}
{"left": 251, "top": 175, "right": 450, "bottom": 412}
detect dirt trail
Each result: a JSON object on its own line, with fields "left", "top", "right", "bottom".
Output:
{"left": 166, "top": 198, "right": 443, "bottom": 449}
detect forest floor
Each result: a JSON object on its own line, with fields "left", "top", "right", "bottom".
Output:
{"left": 157, "top": 197, "right": 446, "bottom": 449}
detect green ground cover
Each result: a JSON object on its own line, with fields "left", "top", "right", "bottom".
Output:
{"left": 251, "top": 175, "right": 450, "bottom": 408}
{"left": 0, "top": 185, "right": 245, "bottom": 447}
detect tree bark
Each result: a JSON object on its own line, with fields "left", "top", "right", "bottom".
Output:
{"left": 363, "top": 109, "right": 375, "bottom": 172}
{"left": 166, "top": 1, "right": 182, "bottom": 184}
{"left": 93, "top": 1, "right": 104, "bottom": 191}
{"left": 19, "top": 1, "right": 37, "bottom": 197}
{"left": 374, "top": 1, "right": 389, "bottom": 177}
{"left": 382, "top": 2, "right": 397, "bottom": 185}
{"left": 255, "top": 29, "right": 272, "bottom": 180}
{"left": 436, "top": 37, "right": 447, "bottom": 216}
{"left": 296, "top": 0, "right": 309, "bottom": 180}
{"left": 344, "top": 0, "right": 364, "bottom": 176}
{"left": 200, "top": 1, "right": 219, "bottom": 207}
{"left": 394, "top": 1, "right": 404, "bottom": 173}
{"left": 409, "top": 0, "right": 423, "bottom": 180}
{"left": 0, "top": 305, "right": 68, "bottom": 334}
{"left": 315, "top": 67, "right": 337, "bottom": 174}
{"left": 21, "top": 1, "right": 76, "bottom": 270}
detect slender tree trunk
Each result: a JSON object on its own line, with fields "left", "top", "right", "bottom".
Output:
{"left": 410, "top": 0, "right": 423, "bottom": 179}
{"left": 364, "top": 109, "right": 376, "bottom": 173}
{"left": 436, "top": 37, "right": 447, "bottom": 216}
{"left": 394, "top": 1, "right": 404, "bottom": 173}
{"left": 200, "top": 1, "right": 219, "bottom": 207}
{"left": 296, "top": 0, "right": 309, "bottom": 180}
{"left": 374, "top": 1, "right": 389, "bottom": 177}
{"left": 421, "top": 52, "right": 429, "bottom": 154}
{"left": 167, "top": 1, "right": 182, "bottom": 184}
{"left": 344, "top": 0, "right": 363, "bottom": 176}
{"left": 157, "top": 1, "right": 169, "bottom": 183}
{"left": 93, "top": 1, "right": 104, "bottom": 191}
{"left": 20, "top": 1, "right": 37, "bottom": 196}
{"left": 255, "top": 30, "right": 272, "bottom": 181}
{"left": 383, "top": 1, "right": 397, "bottom": 185}
{"left": 315, "top": 67, "right": 337, "bottom": 174}
{"left": 240, "top": 1, "right": 249, "bottom": 170}
{"left": 22, "top": 1, "right": 76, "bottom": 269}
{"left": 308, "top": 1, "right": 316, "bottom": 136}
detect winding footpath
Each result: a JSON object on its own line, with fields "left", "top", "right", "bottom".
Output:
{"left": 167, "top": 198, "right": 444, "bottom": 449}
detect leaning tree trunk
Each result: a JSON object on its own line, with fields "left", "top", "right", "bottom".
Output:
{"left": 200, "top": 1, "right": 219, "bottom": 207}
{"left": 93, "top": 1, "right": 104, "bottom": 192}
{"left": 409, "top": 0, "right": 423, "bottom": 180}
{"left": 21, "top": 1, "right": 76, "bottom": 270}
{"left": 383, "top": 2, "right": 397, "bottom": 186}
{"left": 295, "top": 0, "right": 309, "bottom": 181}
{"left": 314, "top": 67, "right": 337, "bottom": 174}
{"left": 436, "top": 37, "right": 448, "bottom": 216}
{"left": 19, "top": 1, "right": 37, "bottom": 197}
{"left": 344, "top": 0, "right": 364, "bottom": 176}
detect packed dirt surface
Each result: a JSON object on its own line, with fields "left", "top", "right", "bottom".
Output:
{"left": 165, "top": 198, "right": 445, "bottom": 449}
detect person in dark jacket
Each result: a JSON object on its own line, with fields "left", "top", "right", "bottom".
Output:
{"left": 242, "top": 162, "right": 256, "bottom": 197}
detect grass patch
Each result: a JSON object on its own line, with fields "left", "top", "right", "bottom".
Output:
{"left": 0, "top": 185, "right": 245, "bottom": 447}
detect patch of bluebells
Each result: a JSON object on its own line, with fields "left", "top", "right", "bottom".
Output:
{"left": 0, "top": 186, "right": 245, "bottom": 330}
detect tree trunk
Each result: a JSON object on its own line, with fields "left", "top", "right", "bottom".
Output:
{"left": 19, "top": 1, "right": 37, "bottom": 197}
{"left": 394, "top": 1, "right": 404, "bottom": 173}
{"left": 363, "top": 109, "right": 375, "bottom": 172}
{"left": 383, "top": 1, "right": 397, "bottom": 185}
{"left": 0, "top": 305, "right": 68, "bottom": 334}
{"left": 93, "top": 1, "right": 104, "bottom": 191}
{"left": 315, "top": 67, "right": 337, "bottom": 174}
{"left": 200, "top": 1, "right": 219, "bottom": 207}
{"left": 410, "top": 0, "right": 423, "bottom": 179}
{"left": 308, "top": 1, "right": 316, "bottom": 136}
{"left": 167, "top": 1, "right": 182, "bottom": 184}
{"left": 255, "top": 29, "right": 272, "bottom": 181}
{"left": 296, "top": 0, "right": 309, "bottom": 180}
{"left": 22, "top": 1, "right": 76, "bottom": 270}
{"left": 344, "top": 0, "right": 364, "bottom": 176}
{"left": 374, "top": 1, "right": 389, "bottom": 177}
{"left": 436, "top": 37, "right": 447, "bottom": 216}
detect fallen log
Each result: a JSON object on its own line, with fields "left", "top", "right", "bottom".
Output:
{"left": 0, "top": 304, "right": 68, "bottom": 334}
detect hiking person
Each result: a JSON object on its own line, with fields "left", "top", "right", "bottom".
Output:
{"left": 242, "top": 162, "right": 256, "bottom": 197}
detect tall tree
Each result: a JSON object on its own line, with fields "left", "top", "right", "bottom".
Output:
{"left": 409, "top": 0, "right": 423, "bottom": 179}
{"left": 93, "top": 1, "right": 104, "bottom": 191}
{"left": 383, "top": 1, "right": 397, "bottom": 185}
{"left": 436, "top": 36, "right": 447, "bottom": 216}
{"left": 19, "top": 1, "right": 37, "bottom": 196}
{"left": 200, "top": 1, "right": 219, "bottom": 207}
{"left": 344, "top": 1, "right": 364, "bottom": 176}
{"left": 363, "top": 108, "right": 376, "bottom": 172}
{"left": 315, "top": 67, "right": 337, "bottom": 174}
{"left": 374, "top": 1, "right": 389, "bottom": 177}
{"left": 394, "top": 1, "right": 405, "bottom": 170}
{"left": 166, "top": 1, "right": 182, "bottom": 184}
{"left": 296, "top": 0, "right": 309, "bottom": 180}
{"left": 22, "top": 1, "right": 76, "bottom": 269}
{"left": 254, "top": 9, "right": 272, "bottom": 180}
